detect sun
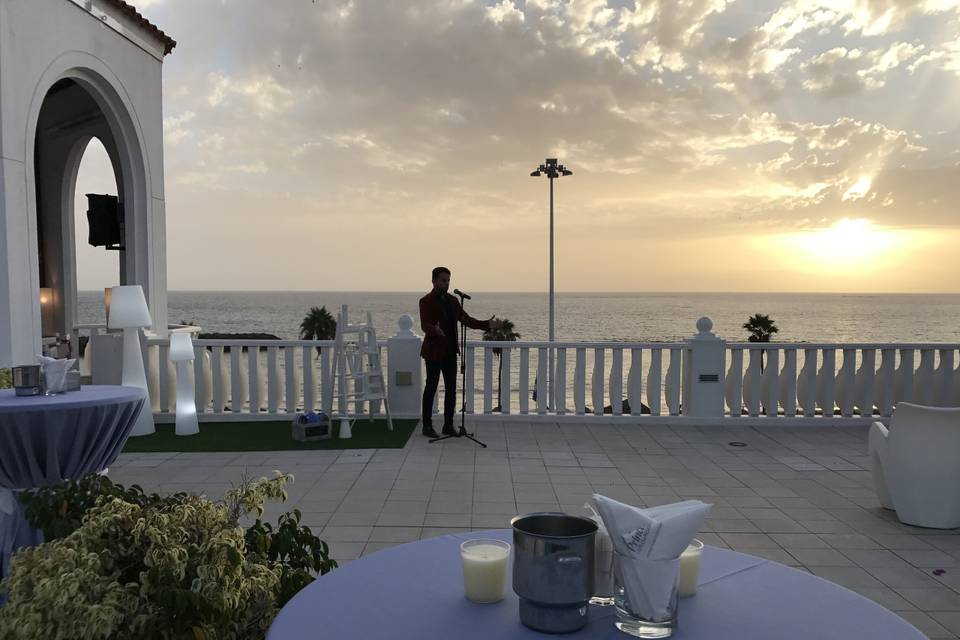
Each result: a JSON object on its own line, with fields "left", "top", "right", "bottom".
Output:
{"left": 842, "top": 176, "right": 872, "bottom": 202}
{"left": 778, "top": 218, "right": 901, "bottom": 270}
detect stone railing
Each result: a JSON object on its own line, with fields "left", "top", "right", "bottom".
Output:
{"left": 92, "top": 315, "right": 960, "bottom": 424}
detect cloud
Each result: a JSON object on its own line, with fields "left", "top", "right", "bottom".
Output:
{"left": 96, "top": 0, "right": 960, "bottom": 293}
{"left": 800, "top": 42, "right": 923, "bottom": 95}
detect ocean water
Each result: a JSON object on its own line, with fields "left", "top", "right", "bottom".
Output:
{"left": 77, "top": 291, "right": 960, "bottom": 344}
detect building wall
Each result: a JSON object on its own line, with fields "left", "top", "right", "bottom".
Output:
{"left": 0, "top": 0, "right": 169, "bottom": 366}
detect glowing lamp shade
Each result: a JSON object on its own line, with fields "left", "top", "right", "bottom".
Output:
{"left": 107, "top": 285, "right": 151, "bottom": 329}
{"left": 109, "top": 285, "right": 155, "bottom": 436}
{"left": 169, "top": 332, "right": 200, "bottom": 436}
{"left": 39, "top": 287, "right": 54, "bottom": 336}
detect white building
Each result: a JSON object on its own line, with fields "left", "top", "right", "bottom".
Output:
{"left": 0, "top": 0, "right": 175, "bottom": 366}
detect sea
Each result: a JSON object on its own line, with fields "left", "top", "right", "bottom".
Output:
{"left": 77, "top": 291, "right": 960, "bottom": 344}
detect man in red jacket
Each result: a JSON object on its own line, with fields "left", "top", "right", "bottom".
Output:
{"left": 420, "top": 266, "right": 503, "bottom": 437}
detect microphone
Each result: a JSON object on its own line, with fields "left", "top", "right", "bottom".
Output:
{"left": 453, "top": 288, "right": 471, "bottom": 300}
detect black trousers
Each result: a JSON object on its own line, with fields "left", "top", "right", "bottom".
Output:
{"left": 422, "top": 353, "right": 458, "bottom": 427}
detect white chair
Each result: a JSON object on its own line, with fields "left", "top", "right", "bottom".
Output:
{"left": 870, "top": 402, "right": 960, "bottom": 528}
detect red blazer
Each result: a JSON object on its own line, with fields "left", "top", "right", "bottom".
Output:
{"left": 419, "top": 290, "right": 491, "bottom": 361}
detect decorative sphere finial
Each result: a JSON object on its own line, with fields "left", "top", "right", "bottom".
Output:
{"left": 398, "top": 314, "right": 413, "bottom": 332}
{"left": 696, "top": 316, "right": 713, "bottom": 334}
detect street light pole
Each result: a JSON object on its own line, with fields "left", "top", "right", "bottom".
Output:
{"left": 531, "top": 158, "right": 572, "bottom": 411}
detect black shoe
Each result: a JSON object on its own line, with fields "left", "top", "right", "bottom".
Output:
{"left": 422, "top": 425, "right": 440, "bottom": 438}
{"left": 441, "top": 425, "right": 457, "bottom": 436}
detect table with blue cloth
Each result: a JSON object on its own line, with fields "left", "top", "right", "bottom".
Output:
{"left": 0, "top": 385, "right": 146, "bottom": 579}
{"left": 268, "top": 529, "right": 926, "bottom": 640}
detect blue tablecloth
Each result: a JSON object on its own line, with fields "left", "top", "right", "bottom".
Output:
{"left": 268, "top": 529, "right": 926, "bottom": 640}
{"left": 0, "top": 385, "right": 146, "bottom": 579}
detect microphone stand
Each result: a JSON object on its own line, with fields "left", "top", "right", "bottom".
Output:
{"left": 430, "top": 290, "right": 487, "bottom": 448}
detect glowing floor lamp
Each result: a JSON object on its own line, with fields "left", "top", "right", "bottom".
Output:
{"left": 108, "top": 285, "right": 155, "bottom": 436}
{"left": 169, "top": 333, "right": 200, "bottom": 436}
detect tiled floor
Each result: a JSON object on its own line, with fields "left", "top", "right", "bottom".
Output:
{"left": 110, "top": 421, "right": 960, "bottom": 638}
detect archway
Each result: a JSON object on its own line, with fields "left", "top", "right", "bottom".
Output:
{"left": 0, "top": 4, "right": 174, "bottom": 367}
{"left": 73, "top": 138, "right": 122, "bottom": 323}
{"left": 33, "top": 78, "right": 128, "bottom": 345}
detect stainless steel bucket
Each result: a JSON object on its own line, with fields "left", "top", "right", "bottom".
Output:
{"left": 511, "top": 512, "right": 598, "bottom": 633}
{"left": 12, "top": 365, "right": 42, "bottom": 396}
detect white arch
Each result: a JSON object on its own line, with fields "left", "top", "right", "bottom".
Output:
{"left": 23, "top": 50, "right": 163, "bottom": 344}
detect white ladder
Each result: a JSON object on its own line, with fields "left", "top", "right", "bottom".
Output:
{"left": 330, "top": 305, "right": 393, "bottom": 438}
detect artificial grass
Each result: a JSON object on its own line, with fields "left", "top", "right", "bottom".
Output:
{"left": 122, "top": 418, "right": 417, "bottom": 453}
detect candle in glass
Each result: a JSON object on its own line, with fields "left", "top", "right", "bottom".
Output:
{"left": 460, "top": 539, "right": 510, "bottom": 603}
{"left": 678, "top": 539, "right": 704, "bottom": 597}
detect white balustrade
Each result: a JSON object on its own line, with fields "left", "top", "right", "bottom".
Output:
{"left": 537, "top": 347, "right": 548, "bottom": 415}
{"left": 628, "top": 348, "right": 642, "bottom": 416}
{"left": 610, "top": 349, "right": 623, "bottom": 416}
{"left": 647, "top": 348, "right": 662, "bottom": 416}
{"left": 665, "top": 348, "right": 681, "bottom": 416}
{"left": 500, "top": 347, "right": 511, "bottom": 414}
{"left": 519, "top": 348, "right": 529, "bottom": 415}
{"left": 483, "top": 347, "right": 494, "bottom": 414}
{"left": 140, "top": 334, "right": 960, "bottom": 423}
{"left": 464, "top": 346, "right": 476, "bottom": 414}
{"left": 555, "top": 348, "right": 567, "bottom": 415}
{"left": 744, "top": 350, "right": 761, "bottom": 417}
{"left": 725, "top": 348, "right": 743, "bottom": 417}
{"left": 837, "top": 348, "right": 856, "bottom": 418}
{"left": 592, "top": 348, "right": 605, "bottom": 416}
{"left": 779, "top": 349, "right": 797, "bottom": 417}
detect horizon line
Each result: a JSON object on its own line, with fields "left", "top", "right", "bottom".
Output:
{"left": 77, "top": 289, "right": 960, "bottom": 295}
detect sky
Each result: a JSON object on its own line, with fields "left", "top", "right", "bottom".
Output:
{"left": 75, "top": 0, "right": 960, "bottom": 293}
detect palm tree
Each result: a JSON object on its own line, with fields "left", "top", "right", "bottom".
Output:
{"left": 300, "top": 306, "right": 337, "bottom": 356}
{"left": 743, "top": 313, "right": 779, "bottom": 374}
{"left": 743, "top": 314, "right": 779, "bottom": 343}
{"left": 483, "top": 318, "right": 521, "bottom": 412}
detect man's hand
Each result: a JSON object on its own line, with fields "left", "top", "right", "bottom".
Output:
{"left": 489, "top": 317, "right": 503, "bottom": 331}
{"left": 434, "top": 321, "right": 445, "bottom": 337}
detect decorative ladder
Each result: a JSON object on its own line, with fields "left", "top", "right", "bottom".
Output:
{"left": 330, "top": 305, "right": 393, "bottom": 438}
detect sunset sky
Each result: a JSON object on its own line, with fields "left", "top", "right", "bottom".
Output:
{"left": 75, "top": 0, "right": 960, "bottom": 293}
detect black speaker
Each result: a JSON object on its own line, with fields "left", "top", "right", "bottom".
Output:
{"left": 86, "top": 193, "right": 123, "bottom": 249}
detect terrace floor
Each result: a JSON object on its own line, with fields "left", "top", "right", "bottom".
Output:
{"left": 110, "top": 421, "right": 960, "bottom": 639}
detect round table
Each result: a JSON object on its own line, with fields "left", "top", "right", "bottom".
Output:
{"left": 268, "top": 529, "right": 926, "bottom": 640}
{"left": 0, "top": 385, "right": 146, "bottom": 578}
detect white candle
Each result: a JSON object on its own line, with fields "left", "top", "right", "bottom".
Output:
{"left": 678, "top": 539, "right": 704, "bottom": 597}
{"left": 460, "top": 539, "right": 511, "bottom": 603}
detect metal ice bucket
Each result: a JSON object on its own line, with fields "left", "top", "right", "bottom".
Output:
{"left": 12, "top": 365, "right": 42, "bottom": 396}
{"left": 511, "top": 512, "right": 598, "bottom": 633}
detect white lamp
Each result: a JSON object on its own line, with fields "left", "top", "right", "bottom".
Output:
{"left": 169, "top": 333, "right": 200, "bottom": 436}
{"left": 108, "top": 285, "right": 154, "bottom": 436}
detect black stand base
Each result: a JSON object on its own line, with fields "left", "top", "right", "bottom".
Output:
{"left": 429, "top": 420, "right": 487, "bottom": 448}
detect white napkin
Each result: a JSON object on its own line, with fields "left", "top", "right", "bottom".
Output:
{"left": 584, "top": 502, "right": 615, "bottom": 599}
{"left": 36, "top": 355, "right": 76, "bottom": 394}
{"left": 592, "top": 494, "right": 712, "bottom": 621}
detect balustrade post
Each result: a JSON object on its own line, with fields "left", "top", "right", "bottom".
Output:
{"left": 682, "top": 317, "right": 725, "bottom": 418}
{"left": 386, "top": 315, "right": 423, "bottom": 418}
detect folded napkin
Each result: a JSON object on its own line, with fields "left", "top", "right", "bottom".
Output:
{"left": 592, "top": 494, "right": 712, "bottom": 621}
{"left": 36, "top": 355, "right": 76, "bottom": 394}
{"left": 584, "top": 502, "right": 615, "bottom": 599}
